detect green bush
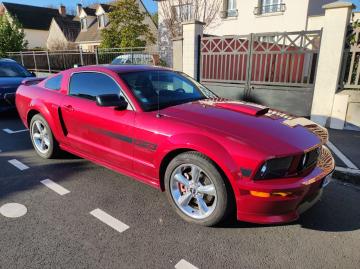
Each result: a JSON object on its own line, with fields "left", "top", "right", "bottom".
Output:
{"left": 0, "top": 15, "right": 27, "bottom": 57}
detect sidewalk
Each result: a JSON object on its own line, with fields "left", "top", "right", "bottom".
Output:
{"left": 328, "top": 129, "right": 360, "bottom": 185}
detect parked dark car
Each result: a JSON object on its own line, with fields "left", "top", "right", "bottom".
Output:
{"left": 0, "top": 58, "right": 35, "bottom": 112}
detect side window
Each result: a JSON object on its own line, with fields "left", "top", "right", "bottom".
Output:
{"left": 69, "top": 72, "right": 121, "bottom": 101}
{"left": 45, "top": 75, "right": 63, "bottom": 91}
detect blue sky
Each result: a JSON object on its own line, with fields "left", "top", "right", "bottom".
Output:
{"left": 2, "top": 0, "right": 158, "bottom": 14}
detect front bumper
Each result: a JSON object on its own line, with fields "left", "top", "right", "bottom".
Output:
{"left": 236, "top": 146, "right": 335, "bottom": 224}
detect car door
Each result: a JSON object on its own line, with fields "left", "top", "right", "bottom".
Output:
{"left": 60, "top": 71, "right": 135, "bottom": 171}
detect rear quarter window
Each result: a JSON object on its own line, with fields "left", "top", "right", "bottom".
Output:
{"left": 45, "top": 75, "right": 63, "bottom": 91}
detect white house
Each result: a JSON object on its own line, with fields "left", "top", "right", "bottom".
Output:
{"left": 75, "top": 1, "right": 158, "bottom": 52}
{"left": 157, "top": 0, "right": 348, "bottom": 36}
{"left": 47, "top": 16, "right": 81, "bottom": 50}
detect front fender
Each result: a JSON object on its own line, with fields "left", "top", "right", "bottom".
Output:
{"left": 156, "top": 133, "right": 241, "bottom": 198}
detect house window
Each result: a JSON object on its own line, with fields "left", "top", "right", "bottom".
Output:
{"left": 80, "top": 17, "right": 87, "bottom": 31}
{"left": 227, "top": 0, "right": 237, "bottom": 17}
{"left": 98, "top": 14, "right": 106, "bottom": 28}
{"left": 256, "top": 0, "right": 285, "bottom": 15}
{"left": 173, "top": 4, "right": 193, "bottom": 22}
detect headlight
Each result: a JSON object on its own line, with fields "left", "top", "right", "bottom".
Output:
{"left": 255, "top": 156, "right": 293, "bottom": 179}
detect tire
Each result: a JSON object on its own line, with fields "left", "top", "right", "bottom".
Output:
{"left": 30, "top": 114, "right": 60, "bottom": 159}
{"left": 164, "top": 151, "right": 230, "bottom": 226}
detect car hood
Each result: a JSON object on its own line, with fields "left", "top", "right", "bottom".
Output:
{"left": 160, "top": 99, "right": 321, "bottom": 156}
{"left": 0, "top": 77, "right": 24, "bottom": 91}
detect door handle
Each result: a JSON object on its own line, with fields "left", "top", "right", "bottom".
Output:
{"left": 63, "top": 104, "right": 74, "bottom": 112}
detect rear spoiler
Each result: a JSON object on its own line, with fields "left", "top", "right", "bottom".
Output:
{"left": 21, "top": 77, "right": 46, "bottom": 86}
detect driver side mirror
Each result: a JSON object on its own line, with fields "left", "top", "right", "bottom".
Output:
{"left": 96, "top": 94, "right": 128, "bottom": 110}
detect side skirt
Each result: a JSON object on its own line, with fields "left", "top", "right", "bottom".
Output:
{"left": 60, "top": 144, "right": 162, "bottom": 190}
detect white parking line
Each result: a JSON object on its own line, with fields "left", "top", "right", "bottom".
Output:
{"left": 41, "top": 179, "right": 70, "bottom": 196}
{"left": 90, "top": 209, "right": 129, "bottom": 233}
{"left": 327, "top": 141, "right": 358, "bottom": 169}
{"left": 2, "top": 128, "right": 28, "bottom": 134}
{"left": 175, "top": 259, "right": 199, "bottom": 269}
{"left": 8, "top": 159, "right": 29, "bottom": 171}
{"left": 335, "top": 166, "right": 360, "bottom": 175}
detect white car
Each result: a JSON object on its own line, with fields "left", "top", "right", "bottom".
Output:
{"left": 111, "top": 54, "right": 153, "bottom": 65}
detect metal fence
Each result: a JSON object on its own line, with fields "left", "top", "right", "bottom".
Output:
{"left": 200, "top": 30, "right": 322, "bottom": 88}
{"left": 340, "top": 26, "right": 360, "bottom": 89}
{"left": 199, "top": 30, "right": 322, "bottom": 117}
{"left": 6, "top": 47, "right": 170, "bottom": 73}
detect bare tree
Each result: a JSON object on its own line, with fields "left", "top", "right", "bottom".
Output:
{"left": 159, "top": 0, "right": 221, "bottom": 38}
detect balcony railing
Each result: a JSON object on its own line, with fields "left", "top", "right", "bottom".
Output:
{"left": 254, "top": 3, "right": 286, "bottom": 15}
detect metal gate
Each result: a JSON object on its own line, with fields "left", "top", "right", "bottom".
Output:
{"left": 199, "top": 30, "right": 322, "bottom": 116}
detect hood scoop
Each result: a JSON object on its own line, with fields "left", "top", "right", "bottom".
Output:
{"left": 213, "top": 101, "right": 269, "bottom": 116}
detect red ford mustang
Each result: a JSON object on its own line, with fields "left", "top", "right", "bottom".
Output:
{"left": 16, "top": 65, "right": 334, "bottom": 226}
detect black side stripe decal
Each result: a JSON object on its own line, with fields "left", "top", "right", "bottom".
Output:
{"left": 90, "top": 126, "right": 157, "bottom": 151}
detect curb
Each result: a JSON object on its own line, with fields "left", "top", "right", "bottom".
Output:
{"left": 332, "top": 166, "right": 360, "bottom": 186}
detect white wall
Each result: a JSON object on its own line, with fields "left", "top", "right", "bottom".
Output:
{"left": 207, "top": 0, "right": 310, "bottom": 36}
{"left": 157, "top": 0, "right": 346, "bottom": 37}
{"left": 78, "top": 42, "right": 101, "bottom": 52}
{"left": 307, "top": 15, "right": 325, "bottom": 30}
{"left": 46, "top": 20, "right": 69, "bottom": 50}
{"left": 24, "top": 29, "right": 49, "bottom": 49}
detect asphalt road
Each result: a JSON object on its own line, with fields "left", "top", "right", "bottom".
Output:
{"left": 0, "top": 111, "right": 360, "bottom": 269}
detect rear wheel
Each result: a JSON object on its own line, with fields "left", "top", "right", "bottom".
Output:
{"left": 165, "top": 151, "right": 230, "bottom": 226}
{"left": 30, "top": 114, "right": 60, "bottom": 159}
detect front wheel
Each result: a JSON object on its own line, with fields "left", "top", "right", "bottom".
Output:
{"left": 30, "top": 114, "right": 60, "bottom": 159}
{"left": 165, "top": 151, "right": 231, "bottom": 226}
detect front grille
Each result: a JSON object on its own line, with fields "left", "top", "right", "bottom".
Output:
{"left": 303, "top": 146, "right": 335, "bottom": 186}
{"left": 297, "top": 147, "right": 320, "bottom": 173}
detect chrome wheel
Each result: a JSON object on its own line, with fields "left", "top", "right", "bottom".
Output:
{"left": 170, "top": 164, "right": 217, "bottom": 220}
{"left": 31, "top": 120, "right": 50, "bottom": 154}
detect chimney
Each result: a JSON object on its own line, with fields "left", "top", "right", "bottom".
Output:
{"left": 76, "top": 3, "right": 82, "bottom": 17}
{"left": 59, "top": 5, "right": 66, "bottom": 17}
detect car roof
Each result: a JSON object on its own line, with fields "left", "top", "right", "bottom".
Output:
{"left": 115, "top": 54, "right": 152, "bottom": 59}
{"left": 0, "top": 58, "right": 17, "bottom": 63}
{"left": 66, "top": 65, "right": 170, "bottom": 74}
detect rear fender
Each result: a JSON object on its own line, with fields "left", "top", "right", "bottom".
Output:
{"left": 27, "top": 99, "right": 63, "bottom": 142}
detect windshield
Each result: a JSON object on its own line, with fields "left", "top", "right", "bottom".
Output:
{"left": 0, "top": 62, "right": 32, "bottom": 78}
{"left": 119, "top": 70, "right": 217, "bottom": 111}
